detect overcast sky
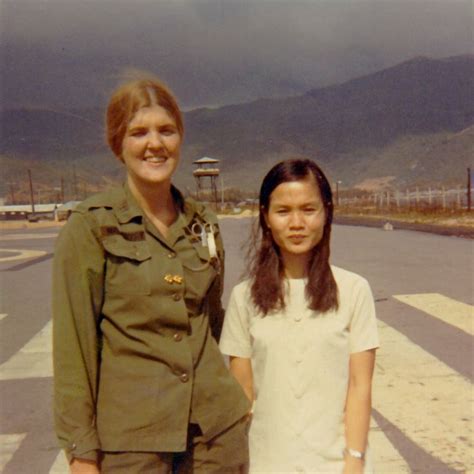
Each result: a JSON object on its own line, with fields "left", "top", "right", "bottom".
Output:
{"left": 1, "top": 0, "right": 472, "bottom": 110}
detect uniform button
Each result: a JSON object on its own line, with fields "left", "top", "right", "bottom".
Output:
{"left": 167, "top": 252, "right": 176, "bottom": 259}
{"left": 180, "top": 372, "right": 189, "bottom": 383}
{"left": 294, "top": 315, "right": 302, "bottom": 322}
{"left": 164, "top": 274, "right": 174, "bottom": 284}
{"left": 173, "top": 333, "right": 182, "bottom": 342}
{"left": 173, "top": 293, "right": 181, "bottom": 301}
{"left": 71, "top": 443, "right": 77, "bottom": 450}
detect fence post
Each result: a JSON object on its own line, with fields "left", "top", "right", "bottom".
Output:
{"left": 415, "top": 187, "right": 420, "bottom": 209}
{"left": 428, "top": 187, "right": 432, "bottom": 206}
{"left": 395, "top": 190, "right": 400, "bottom": 210}
{"left": 442, "top": 186, "right": 446, "bottom": 210}
{"left": 406, "top": 189, "right": 410, "bottom": 209}
{"left": 456, "top": 186, "right": 461, "bottom": 210}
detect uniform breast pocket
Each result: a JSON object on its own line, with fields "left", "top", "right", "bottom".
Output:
{"left": 103, "top": 237, "right": 152, "bottom": 295}
{"left": 181, "top": 244, "right": 217, "bottom": 302}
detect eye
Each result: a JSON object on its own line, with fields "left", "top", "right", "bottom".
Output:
{"left": 276, "top": 209, "right": 289, "bottom": 215}
{"left": 160, "top": 126, "right": 178, "bottom": 136}
{"left": 128, "top": 128, "right": 147, "bottom": 137}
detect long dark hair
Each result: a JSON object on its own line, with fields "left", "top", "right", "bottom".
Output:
{"left": 248, "top": 158, "right": 338, "bottom": 315}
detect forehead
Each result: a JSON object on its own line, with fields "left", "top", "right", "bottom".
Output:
{"left": 128, "top": 105, "right": 176, "bottom": 127}
{"left": 270, "top": 178, "right": 322, "bottom": 205}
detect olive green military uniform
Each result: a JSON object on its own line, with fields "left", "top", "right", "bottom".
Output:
{"left": 52, "top": 183, "right": 250, "bottom": 471}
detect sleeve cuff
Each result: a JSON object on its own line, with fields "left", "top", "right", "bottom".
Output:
{"left": 65, "top": 448, "right": 99, "bottom": 464}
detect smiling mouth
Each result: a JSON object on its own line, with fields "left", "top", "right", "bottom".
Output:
{"left": 144, "top": 156, "right": 167, "bottom": 163}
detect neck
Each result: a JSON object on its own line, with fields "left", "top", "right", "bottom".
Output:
{"left": 281, "top": 252, "right": 309, "bottom": 279}
{"left": 127, "top": 175, "right": 175, "bottom": 220}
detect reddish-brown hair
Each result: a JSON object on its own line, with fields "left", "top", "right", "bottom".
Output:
{"left": 248, "top": 158, "right": 338, "bottom": 315}
{"left": 106, "top": 77, "right": 184, "bottom": 158}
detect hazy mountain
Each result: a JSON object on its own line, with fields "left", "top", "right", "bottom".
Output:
{"left": 1, "top": 55, "right": 473, "bottom": 202}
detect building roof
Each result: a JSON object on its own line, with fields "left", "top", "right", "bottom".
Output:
{"left": 193, "top": 157, "right": 220, "bottom": 164}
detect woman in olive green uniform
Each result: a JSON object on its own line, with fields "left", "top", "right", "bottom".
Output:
{"left": 52, "top": 78, "right": 250, "bottom": 474}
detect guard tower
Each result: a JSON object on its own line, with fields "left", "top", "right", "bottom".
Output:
{"left": 193, "top": 157, "right": 220, "bottom": 206}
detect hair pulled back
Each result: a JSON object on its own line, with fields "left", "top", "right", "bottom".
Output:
{"left": 106, "top": 76, "right": 184, "bottom": 158}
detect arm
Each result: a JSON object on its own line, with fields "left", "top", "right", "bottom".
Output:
{"left": 229, "top": 356, "right": 254, "bottom": 404}
{"left": 343, "top": 349, "right": 376, "bottom": 474}
{"left": 52, "top": 212, "right": 104, "bottom": 470}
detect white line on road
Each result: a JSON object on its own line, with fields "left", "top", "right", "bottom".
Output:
{"left": 0, "top": 233, "right": 58, "bottom": 241}
{"left": 49, "top": 450, "right": 69, "bottom": 474}
{"left": 374, "top": 320, "right": 472, "bottom": 472}
{"left": 0, "top": 433, "right": 26, "bottom": 471}
{"left": 393, "top": 293, "right": 474, "bottom": 336}
{"left": 369, "top": 417, "right": 410, "bottom": 472}
{"left": 0, "top": 248, "right": 46, "bottom": 262}
{"left": 0, "top": 321, "right": 52, "bottom": 380}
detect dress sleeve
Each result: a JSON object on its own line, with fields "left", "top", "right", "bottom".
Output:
{"left": 349, "top": 277, "right": 380, "bottom": 354}
{"left": 52, "top": 211, "right": 104, "bottom": 462}
{"left": 219, "top": 284, "right": 252, "bottom": 358}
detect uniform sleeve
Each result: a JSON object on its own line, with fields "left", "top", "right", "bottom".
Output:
{"left": 219, "top": 284, "right": 252, "bottom": 358}
{"left": 52, "top": 211, "right": 104, "bottom": 462}
{"left": 349, "top": 277, "right": 380, "bottom": 354}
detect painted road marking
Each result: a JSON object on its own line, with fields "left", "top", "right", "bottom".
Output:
{"left": 0, "top": 321, "right": 52, "bottom": 380}
{"left": 49, "top": 450, "right": 69, "bottom": 474}
{"left": 374, "top": 320, "right": 472, "bottom": 472}
{"left": 0, "top": 314, "right": 7, "bottom": 321}
{"left": 369, "top": 417, "right": 410, "bottom": 472}
{"left": 0, "top": 433, "right": 26, "bottom": 471}
{"left": 0, "top": 249, "right": 46, "bottom": 263}
{"left": 0, "top": 233, "right": 58, "bottom": 241}
{"left": 394, "top": 293, "right": 474, "bottom": 336}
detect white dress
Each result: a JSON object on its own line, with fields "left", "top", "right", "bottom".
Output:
{"left": 219, "top": 266, "right": 379, "bottom": 474}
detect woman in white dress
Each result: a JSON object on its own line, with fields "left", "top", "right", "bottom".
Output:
{"left": 220, "top": 159, "right": 379, "bottom": 474}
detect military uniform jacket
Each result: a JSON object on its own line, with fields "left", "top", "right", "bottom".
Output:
{"left": 52, "top": 184, "right": 250, "bottom": 462}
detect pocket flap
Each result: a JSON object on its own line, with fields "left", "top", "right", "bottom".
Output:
{"left": 102, "top": 236, "right": 151, "bottom": 262}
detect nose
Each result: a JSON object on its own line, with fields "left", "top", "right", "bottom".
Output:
{"left": 147, "top": 131, "right": 165, "bottom": 150}
{"left": 288, "top": 211, "right": 304, "bottom": 228}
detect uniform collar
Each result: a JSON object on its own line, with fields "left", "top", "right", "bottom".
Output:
{"left": 116, "top": 182, "right": 187, "bottom": 225}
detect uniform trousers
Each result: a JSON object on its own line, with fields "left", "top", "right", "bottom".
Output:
{"left": 100, "top": 416, "right": 249, "bottom": 473}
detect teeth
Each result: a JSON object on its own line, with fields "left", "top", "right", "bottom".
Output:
{"left": 145, "top": 157, "right": 166, "bottom": 163}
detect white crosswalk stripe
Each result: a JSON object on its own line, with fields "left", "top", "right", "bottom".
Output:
{"left": 0, "top": 321, "right": 52, "bottom": 381}
{"left": 374, "top": 318, "right": 472, "bottom": 472}
{"left": 394, "top": 293, "right": 474, "bottom": 335}
{"left": 49, "top": 450, "right": 69, "bottom": 474}
{"left": 0, "top": 434, "right": 26, "bottom": 471}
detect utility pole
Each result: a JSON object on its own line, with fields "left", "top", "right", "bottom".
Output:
{"left": 9, "top": 183, "right": 16, "bottom": 205}
{"left": 60, "top": 176, "right": 65, "bottom": 203}
{"left": 468, "top": 167, "right": 472, "bottom": 212}
{"left": 73, "top": 164, "right": 78, "bottom": 201}
{"left": 27, "top": 169, "right": 35, "bottom": 213}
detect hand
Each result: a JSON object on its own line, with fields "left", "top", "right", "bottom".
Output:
{"left": 343, "top": 455, "right": 364, "bottom": 474}
{"left": 70, "top": 458, "right": 100, "bottom": 474}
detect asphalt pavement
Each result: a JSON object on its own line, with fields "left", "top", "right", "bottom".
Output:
{"left": 0, "top": 219, "right": 472, "bottom": 473}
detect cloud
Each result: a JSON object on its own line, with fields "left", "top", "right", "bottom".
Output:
{"left": 1, "top": 0, "right": 472, "bottom": 109}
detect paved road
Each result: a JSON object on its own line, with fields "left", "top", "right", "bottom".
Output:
{"left": 0, "top": 220, "right": 472, "bottom": 473}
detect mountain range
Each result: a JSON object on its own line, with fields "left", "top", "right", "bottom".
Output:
{"left": 1, "top": 54, "right": 473, "bottom": 202}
